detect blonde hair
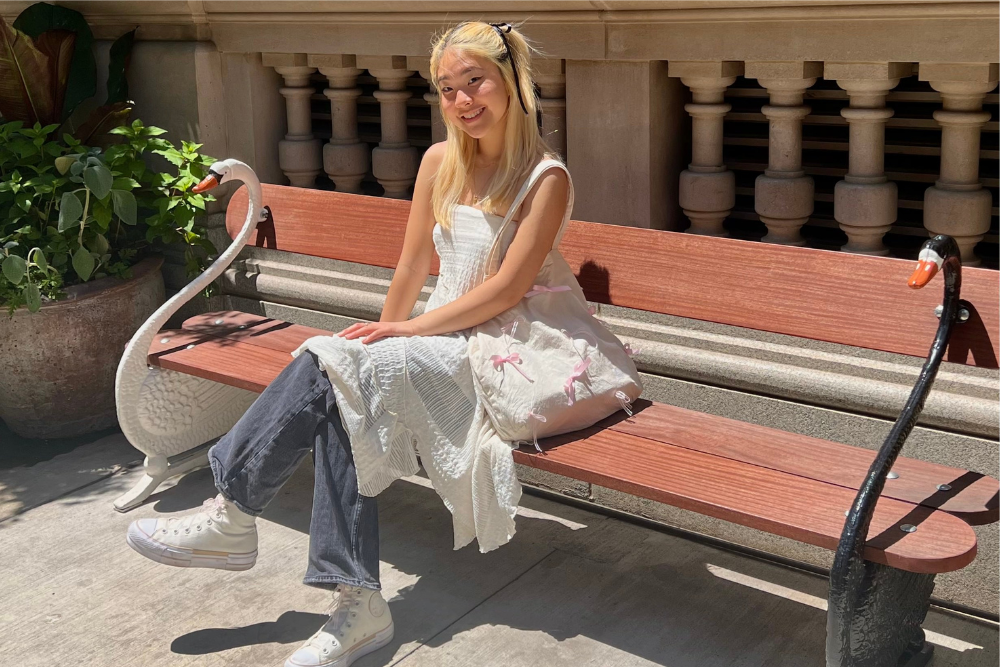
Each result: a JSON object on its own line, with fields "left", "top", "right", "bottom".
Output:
{"left": 428, "top": 21, "right": 560, "bottom": 230}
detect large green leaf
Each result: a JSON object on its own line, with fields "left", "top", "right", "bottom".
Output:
{"left": 111, "top": 189, "right": 136, "bottom": 225}
{"left": 57, "top": 190, "right": 82, "bottom": 231}
{"left": 72, "top": 101, "right": 132, "bottom": 146}
{"left": 23, "top": 282, "right": 41, "bottom": 312}
{"left": 33, "top": 29, "right": 74, "bottom": 122}
{"left": 83, "top": 163, "right": 112, "bottom": 199}
{"left": 71, "top": 245, "right": 94, "bottom": 281}
{"left": 0, "top": 17, "right": 55, "bottom": 125}
{"left": 13, "top": 2, "right": 96, "bottom": 121}
{"left": 2, "top": 254, "right": 27, "bottom": 285}
{"left": 105, "top": 28, "right": 135, "bottom": 104}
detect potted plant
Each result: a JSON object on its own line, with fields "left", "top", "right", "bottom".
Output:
{"left": 0, "top": 4, "right": 218, "bottom": 438}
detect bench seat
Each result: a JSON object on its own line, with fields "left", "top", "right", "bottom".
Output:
{"left": 146, "top": 310, "right": 999, "bottom": 575}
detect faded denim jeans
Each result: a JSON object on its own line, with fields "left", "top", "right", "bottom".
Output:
{"left": 208, "top": 350, "right": 381, "bottom": 591}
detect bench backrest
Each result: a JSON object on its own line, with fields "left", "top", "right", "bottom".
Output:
{"left": 227, "top": 184, "right": 999, "bottom": 368}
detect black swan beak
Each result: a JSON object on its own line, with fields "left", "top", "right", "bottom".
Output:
{"left": 908, "top": 259, "right": 939, "bottom": 289}
{"left": 192, "top": 170, "right": 222, "bottom": 194}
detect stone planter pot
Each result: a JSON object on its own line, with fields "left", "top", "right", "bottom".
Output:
{"left": 0, "top": 257, "right": 165, "bottom": 439}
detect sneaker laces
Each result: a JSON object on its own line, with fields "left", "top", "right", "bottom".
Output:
{"left": 163, "top": 494, "right": 226, "bottom": 533}
{"left": 308, "top": 586, "right": 364, "bottom": 648}
{"left": 201, "top": 494, "right": 227, "bottom": 514}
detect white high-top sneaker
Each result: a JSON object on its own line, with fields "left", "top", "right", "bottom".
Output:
{"left": 285, "top": 585, "right": 394, "bottom": 667}
{"left": 126, "top": 494, "right": 258, "bottom": 571}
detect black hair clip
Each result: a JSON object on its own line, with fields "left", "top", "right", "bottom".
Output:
{"left": 487, "top": 22, "right": 529, "bottom": 116}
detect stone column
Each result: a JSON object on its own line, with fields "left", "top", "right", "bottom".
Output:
{"left": 920, "top": 63, "right": 999, "bottom": 266}
{"left": 408, "top": 56, "right": 446, "bottom": 145}
{"left": 261, "top": 53, "right": 322, "bottom": 188}
{"left": 745, "top": 61, "right": 822, "bottom": 245}
{"left": 826, "top": 62, "right": 911, "bottom": 255}
{"left": 536, "top": 59, "right": 567, "bottom": 159}
{"left": 669, "top": 61, "right": 743, "bottom": 237}
{"left": 566, "top": 60, "right": 686, "bottom": 230}
{"left": 309, "top": 54, "right": 368, "bottom": 194}
{"left": 358, "top": 55, "right": 420, "bottom": 199}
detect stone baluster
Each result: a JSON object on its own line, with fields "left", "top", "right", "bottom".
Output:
{"left": 309, "top": 54, "right": 368, "bottom": 194}
{"left": 358, "top": 56, "right": 420, "bottom": 199}
{"left": 261, "top": 53, "right": 322, "bottom": 188}
{"left": 920, "top": 63, "right": 999, "bottom": 266}
{"left": 408, "top": 57, "right": 446, "bottom": 145}
{"left": 669, "top": 61, "right": 743, "bottom": 236}
{"left": 826, "top": 62, "right": 911, "bottom": 255}
{"left": 535, "top": 59, "right": 567, "bottom": 158}
{"left": 745, "top": 61, "right": 822, "bottom": 245}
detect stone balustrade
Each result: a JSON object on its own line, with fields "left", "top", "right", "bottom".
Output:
{"left": 262, "top": 53, "right": 323, "bottom": 188}
{"left": 260, "top": 52, "right": 996, "bottom": 264}
{"left": 310, "top": 54, "right": 368, "bottom": 194}
{"left": 920, "top": 63, "right": 999, "bottom": 266}
{"left": 670, "top": 61, "right": 743, "bottom": 237}
{"left": 825, "top": 62, "right": 910, "bottom": 255}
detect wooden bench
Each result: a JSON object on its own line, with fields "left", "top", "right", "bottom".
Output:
{"left": 145, "top": 181, "right": 998, "bottom": 667}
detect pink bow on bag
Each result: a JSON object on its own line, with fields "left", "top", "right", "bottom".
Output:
{"left": 564, "top": 356, "right": 592, "bottom": 405}
{"left": 525, "top": 284, "right": 572, "bottom": 298}
{"left": 491, "top": 352, "right": 534, "bottom": 382}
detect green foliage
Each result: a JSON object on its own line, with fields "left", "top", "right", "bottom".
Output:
{"left": 0, "top": 119, "right": 219, "bottom": 314}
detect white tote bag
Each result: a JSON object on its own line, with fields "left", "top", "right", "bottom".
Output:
{"left": 467, "top": 159, "right": 644, "bottom": 450}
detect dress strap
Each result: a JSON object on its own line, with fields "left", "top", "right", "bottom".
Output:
{"left": 482, "top": 159, "right": 575, "bottom": 280}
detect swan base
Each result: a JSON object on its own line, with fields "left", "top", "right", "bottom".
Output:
{"left": 114, "top": 445, "right": 213, "bottom": 512}
{"left": 827, "top": 560, "right": 935, "bottom": 667}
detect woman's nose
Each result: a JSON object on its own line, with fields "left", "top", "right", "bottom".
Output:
{"left": 456, "top": 88, "right": 473, "bottom": 106}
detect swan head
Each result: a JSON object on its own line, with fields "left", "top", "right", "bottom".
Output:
{"left": 192, "top": 159, "right": 242, "bottom": 194}
{"left": 908, "top": 235, "right": 960, "bottom": 289}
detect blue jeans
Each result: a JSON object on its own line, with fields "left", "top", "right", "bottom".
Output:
{"left": 208, "top": 350, "right": 381, "bottom": 591}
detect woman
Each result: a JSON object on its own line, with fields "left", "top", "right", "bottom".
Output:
{"left": 126, "top": 21, "right": 575, "bottom": 667}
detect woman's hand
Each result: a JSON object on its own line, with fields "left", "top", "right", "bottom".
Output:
{"left": 336, "top": 320, "right": 417, "bottom": 344}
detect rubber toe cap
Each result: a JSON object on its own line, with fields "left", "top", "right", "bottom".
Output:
{"left": 132, "top": 518, "right": 159, "bottom": 539}
{"left": 284, "top": 646, "right": 323, "bottom": 667}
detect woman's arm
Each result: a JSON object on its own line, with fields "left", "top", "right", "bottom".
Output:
{"left": 376, "top": 143, "right": 444, "bottom": 323}
{"left": 407, "top": 165, "right": 570, "bottom": 337}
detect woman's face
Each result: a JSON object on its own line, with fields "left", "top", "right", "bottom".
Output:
{"left": 436, "top": 49, "right": 510, "bottom": 140}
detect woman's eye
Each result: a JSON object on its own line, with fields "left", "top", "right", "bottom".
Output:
{"left": 470, "top": 77, "right": 480, "bottom": 84}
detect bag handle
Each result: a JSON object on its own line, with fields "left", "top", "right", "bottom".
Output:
{"left": 481, "top": 159, "right": 574, "bottom": 282}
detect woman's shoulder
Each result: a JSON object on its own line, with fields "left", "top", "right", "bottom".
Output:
{"left": 529, "top": 156, "right": 571, "bottom": 197}
{"left": 532, "top": 155, "right": 572, "bottom": 192}
{"left": 422, "top": 141, "right": 448, "bottom": 170}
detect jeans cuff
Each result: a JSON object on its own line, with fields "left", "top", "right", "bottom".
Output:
{"left": 209, "top": 451, "right": 265, "bottom": 518}
{"left": 303, "top": 574, "right": 381, "bottom": 592}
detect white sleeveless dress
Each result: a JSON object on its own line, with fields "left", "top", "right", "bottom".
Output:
{"left": 292, "top": 160, "right": 569, "bottom": 553}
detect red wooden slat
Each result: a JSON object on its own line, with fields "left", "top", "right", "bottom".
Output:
{"left": 513, "top": 429, "right": 977, "bottom": 574}
{"left": 227, "top": 183, "right": 998, "bottom": 366}
{"left": 227, "top": 185, "right": 438, "bottom": 273}
{"left": 148, "top": 330, "right": 289, "bottom": 393}
{"left": 610, "top": 403, "right": 999, "bottom": 524}
{"left": 178, "top": 312, "right": 1000, "bottom": 524}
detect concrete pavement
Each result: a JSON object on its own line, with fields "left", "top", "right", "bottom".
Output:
{"left": 1, "top": 432, "right": 996, "bottom": 666}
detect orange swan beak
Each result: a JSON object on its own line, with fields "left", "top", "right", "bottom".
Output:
{"left": 192, "top": 173, "right": 219, "bottom": 194}
{"left": 908, "top": 259, "right": 938, "bottom": 289}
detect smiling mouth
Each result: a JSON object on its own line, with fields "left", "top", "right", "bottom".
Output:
{"left": 460, "top": 107, "right": 485, "bottom": 121}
